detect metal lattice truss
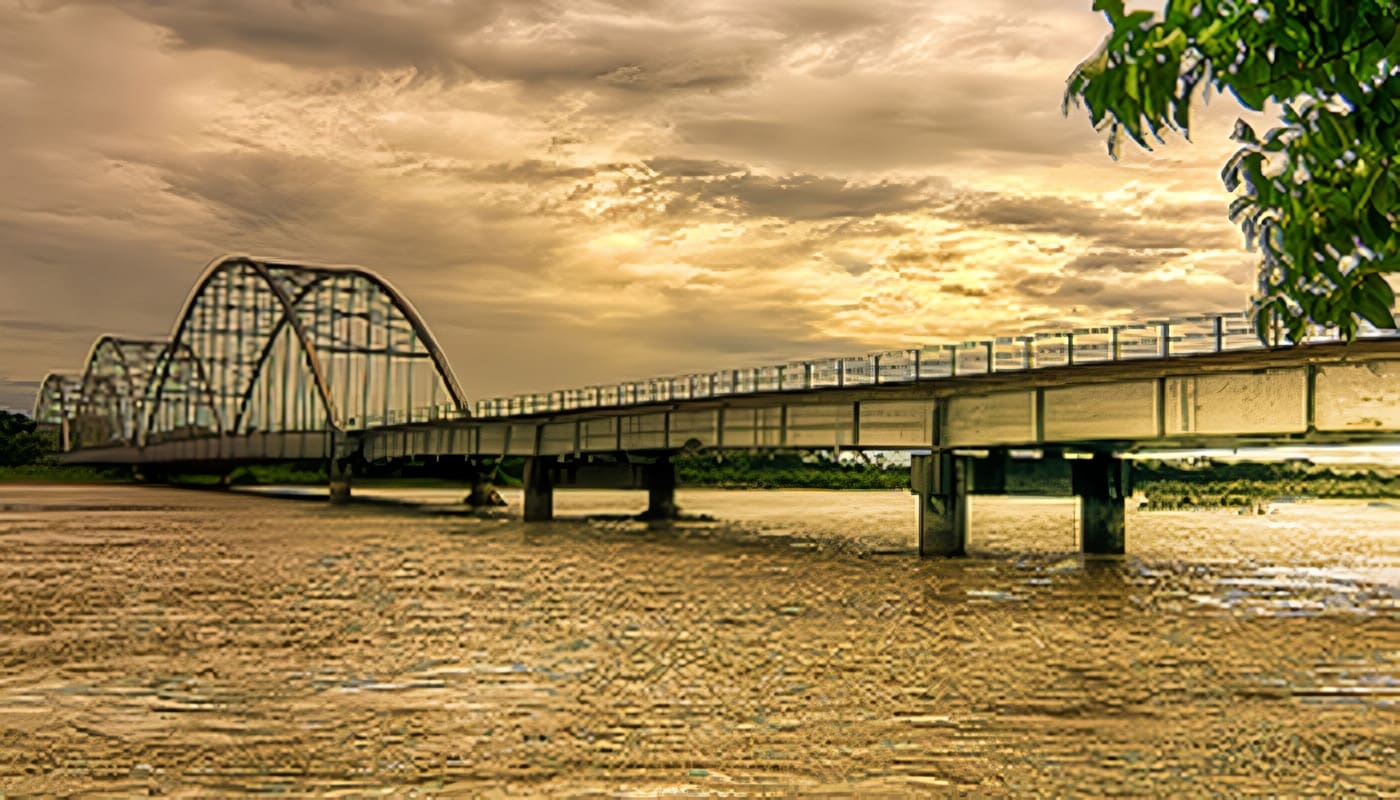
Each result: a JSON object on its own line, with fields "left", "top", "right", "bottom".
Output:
{"left": 39, "top": 255, "right": 467, "bottom": 450}
{"left": 33, "top": 373, "right": 83, "bottom": 440}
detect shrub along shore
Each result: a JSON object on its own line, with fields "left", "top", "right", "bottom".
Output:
{"left": 2, "top": 454, "right": 1397, "bottom": 508}
{"left": 3, "top": 413, "right": 1395, "bottom": 504}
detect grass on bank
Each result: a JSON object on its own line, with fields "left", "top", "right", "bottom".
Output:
{"left": 2, "top": 446, "right": 1397, "bottom": 507}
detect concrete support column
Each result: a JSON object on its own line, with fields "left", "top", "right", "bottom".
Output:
{"left": 328, "top": 432, "right": 355, "bottom": 505}
{"left": 329, "top": 457, "right": 352, "bottom": 504}
{"left": 639, "top": 456, "right": 680, "bottom": 520}
{"left": 523, "top": 456, "right": 555, "bottom": 522}
{"left": 1072, "top": 453, "right": 1127, "bottom": 554}
{"left": 912, "top": 451, "right": 968, "bottom": 557}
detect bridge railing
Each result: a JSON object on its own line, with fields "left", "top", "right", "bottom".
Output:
{"left": 470, "top": 311, "right": 1397, "bottom": 419}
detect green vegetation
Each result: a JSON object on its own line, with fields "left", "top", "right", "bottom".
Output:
{"left": 1133, "top": 459, "right": 1400, "bottom": 507}
{"left": 675, "top": 452, "right": 908, "bottom": 490}
{"left": 1066, "top": 0, "right": 1399, "bottom": 341}
{"left": 0, "top": 410, "right": 128, "bottom": 482}
{"left": 0, "top": 411, "right": 56, "bottom": 467}
{"left": 3, "top": 405, "right": 1393, "bottom": 504}
{"left": 0, "top": 463, "right": 131, "bottom": 483}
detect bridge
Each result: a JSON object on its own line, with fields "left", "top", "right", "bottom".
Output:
{"left": 34, "top": 255, "right": 1400, "bottom": 557}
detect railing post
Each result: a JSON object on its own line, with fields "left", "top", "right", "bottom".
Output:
{"left": 983, "top": 341, "right": 994, "bottom": 372}
{"left": 837, "top": 359, "right": 845, "bottom": 387}
{"left": 1213, "top": 315, "right": 1224, "bottom": 352}
{"left": 1066, "top": 333, "right": 1076, "bottom": 365}
{"left": 914, "top": 349, "right": 923, "bottom": 380}
{"left": 803, "top": 362, "right": 813, "bottom": 389}
{"left": 1111, "top": 326, "right": 1121, "bottom": 360}
{"left": 873, "top": 353, "right": 882, "bottom": 384}
{"left": 1159, "top": 322, "right": 1171, "bottom": 358}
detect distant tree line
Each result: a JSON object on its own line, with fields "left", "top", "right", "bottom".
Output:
{"left": 674, "top": 451, "right": 907, "bottom": 490}
{"left": 0, "top": 411, "right": 57, "bottom": 467}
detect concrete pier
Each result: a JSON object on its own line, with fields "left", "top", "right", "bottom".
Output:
{"left": 523, "top": 456, "right": 555, "bottom": 521}
{"left": 639, "top": 457, "right": 680, "bottom": 520}
{"left": 1072, "top": 453, "right": 1127, "bottom": 554}
{"left": 912, "top": 452, "right": 968, "bottom": 557}
{"left": 328, "top": 458, "right": 352, "bottom": 505}
{"left": 328, "top": 434, "right": 355, "bottom": 505}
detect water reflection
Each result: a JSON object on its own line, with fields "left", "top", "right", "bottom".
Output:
{"left": 0, "top": 485, "right": 1394, "bottom": 795}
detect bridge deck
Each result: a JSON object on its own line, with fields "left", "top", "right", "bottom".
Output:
{"left": 62, "top": 339, "right": 1400, "bottom": 466}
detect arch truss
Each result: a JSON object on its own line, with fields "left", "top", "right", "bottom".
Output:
{"left": 73, "top": 337, "right": 168, "bottom": 449}
{"left": 35, "top": 254, "right": 468, "bottom": 452}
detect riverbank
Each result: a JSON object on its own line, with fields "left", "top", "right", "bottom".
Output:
{"left": 4, "top": 456, "right": 1398, "bottom": 507}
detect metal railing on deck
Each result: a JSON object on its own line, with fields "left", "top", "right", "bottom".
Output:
{"left": 472, "top": 312, "right": 1399, "bottom": 419}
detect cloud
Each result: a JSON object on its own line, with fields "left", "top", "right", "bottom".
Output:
{"left": 0, "top": 0, "right": 1271, "bottom": 402}
{"left": 0, "top": 379, "right": 41, "bottom": 415}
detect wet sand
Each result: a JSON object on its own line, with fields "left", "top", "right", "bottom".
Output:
{"left": 0, "top": 484, "right": 1395, "bottom": 796}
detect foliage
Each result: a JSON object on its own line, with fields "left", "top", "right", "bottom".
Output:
{"left": 1065, "top": 0, "right": 1400, "bottom": 342}
{"left": 676, "top": 452, "right": 908, "bottom": 490}
{"left": 1133, "top": 458, "right": 1400, "bottom": 504}
{"left": 0, "top": 464, "right": 131, "bottom": 483}
{"left": 0, "top": 411, "right": 57, "bottom": 467}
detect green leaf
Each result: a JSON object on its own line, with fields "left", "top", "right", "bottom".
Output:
{"left": 1093, "top": 0, "right": 1127, "bottom": 23}
{"left": 1064, "top": 0, "right": 1400, "bottom": 342}
{"left": 1356, "top": 293, "right": 1397, "bottom": 328}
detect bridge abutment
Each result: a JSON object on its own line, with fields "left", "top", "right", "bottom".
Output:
{"left": 912, "top": 452, "right": 969, "bottom": 557}
{"left": 523, "top": 456, "right": 555, "bottom": 521}
{"left": 1072, "top": 453, "right": 1127, "bottom": 554}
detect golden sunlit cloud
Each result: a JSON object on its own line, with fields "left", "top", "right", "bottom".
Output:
{"left": 0, "top": 0, "right": 1269, "bottom": 407}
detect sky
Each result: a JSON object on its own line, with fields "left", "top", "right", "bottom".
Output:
{"left": 0, "top": 0, "right": 1272, "bottom": 414}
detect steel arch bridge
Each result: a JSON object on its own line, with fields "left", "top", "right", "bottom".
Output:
{"left": 34, "top": 255, "right": 469, "bottom": 454}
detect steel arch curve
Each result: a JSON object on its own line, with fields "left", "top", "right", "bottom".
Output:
{"left": 34, "top": 373, "right": 81, "bottom": 427}
{"left": 261, "top": 257, "right": 468, "bottom": 413}
{"left": 73, "top": 336, "right": 167, "bottom": 448}
{"left": 143, "top": 254, "right": 468, "bottom": 443}
{"left": 148, "top": 255, "right": 338, "bottom": 439}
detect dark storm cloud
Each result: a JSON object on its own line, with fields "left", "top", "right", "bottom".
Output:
{"left": 1013, "top": 272, "right": 1245, "bottom": 315}
{"left": 53, "top": 0, "right": 777, "bottom": 90}
{"left": 556, "top": 163, "right": 946, "bottom": 224}
{"left": 692, "top": 174, "right": 947, "bottom": 221}
{"left": 0, "top": 318, "right": 94, "bottom": 335}
{"left": 1062, "top": 247, "right": 1191, "bottom": 275}
{"left": 642, "top": 158, "right": 745, "bottom": 178}
{"left": 942, "top": 191, "right": 1238, "bottom": 251}
{"left": 151, "top": 149, "right": 564, "bottom": 274}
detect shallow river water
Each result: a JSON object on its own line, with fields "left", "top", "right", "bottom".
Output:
{"left": 0, "top": 484, "right": 1395, "bottom": 796}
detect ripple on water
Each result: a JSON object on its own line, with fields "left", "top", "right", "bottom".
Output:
{"left": 0, "top": 486, "right": 1393, "bottom": 796}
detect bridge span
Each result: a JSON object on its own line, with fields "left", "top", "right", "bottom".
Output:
{"left": 36, "top": 255, "right": 1400, "bottom": 557}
